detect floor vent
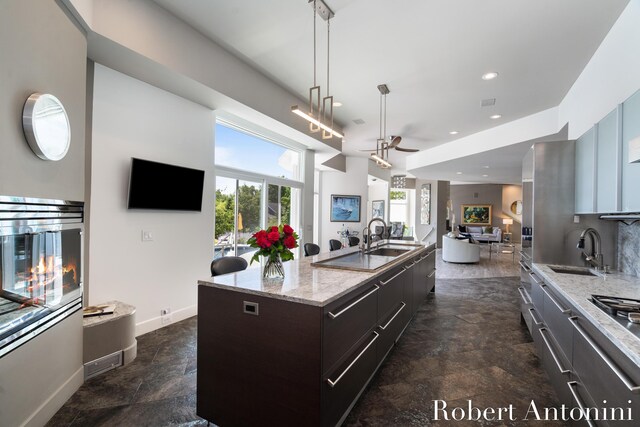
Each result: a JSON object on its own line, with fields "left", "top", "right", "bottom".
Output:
{"left": 84, "top": 350, "right": 123, "bottom": 380}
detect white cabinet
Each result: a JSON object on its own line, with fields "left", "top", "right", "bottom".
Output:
{"left": 622, "top": 89, "right": 640, "bottom": 212}
{"left": 595, "top": 107, "right": 622, "bottom": 212}
{"left": 574, "top": 127, "right": 596, "bottom": 213}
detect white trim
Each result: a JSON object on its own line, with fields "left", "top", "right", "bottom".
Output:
{"left": 23, "top": 366, "right": 83, "bottom": 427}
{"left": 216, "top": 165, "right": 304, "bottom": 189}
{"left": 135, "top": 305, "right": 197, "bottom": 337}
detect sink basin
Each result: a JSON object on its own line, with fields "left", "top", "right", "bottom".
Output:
{"left": 549, "top": 266, "right": 599, "bottom": 277}
{"left": 367, "top": 247, "right": 412, "bottom": 257}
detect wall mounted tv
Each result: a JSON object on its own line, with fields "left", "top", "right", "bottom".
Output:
{"left": 127, "top": 158, "right": 205, "bottom": 212}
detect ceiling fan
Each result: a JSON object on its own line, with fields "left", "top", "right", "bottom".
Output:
{"left": 362, "top": 85, "right": 419, "bottom": 161}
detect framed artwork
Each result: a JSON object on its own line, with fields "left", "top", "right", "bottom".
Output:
{"left": 420, "top": 183, "right": 431, "bottom": 225}
{"left": 461, "top": 204, "right": 492, "bottom": 226}
{"left": 330, "top": 195, "right": 361, "bottom": 222}
{"left": 371, "top": 200, "right": 384, "bottom": 219}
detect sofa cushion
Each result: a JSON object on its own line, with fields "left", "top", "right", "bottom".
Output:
{"left": 482, "top": 226, "right": 492, "bottom": 234}
{"left": 467, "top": 226, "right": 482, "bottom": 234}
{"left": 458, "top": 225, "right": 467, "bottom": 232}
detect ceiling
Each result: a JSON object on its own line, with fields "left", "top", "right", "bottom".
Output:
{"left": 153, "top": 0, "right": 628, "bottom": 181}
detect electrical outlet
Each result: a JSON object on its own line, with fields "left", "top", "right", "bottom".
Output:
{"left": 142, "top": 230, "right": 154, "bottom": 242}
{"left": 573, "top": 215, "right": 580, "bottom": 224}
{"left": 160, "top": 307, "right": 171, "bottom": 316}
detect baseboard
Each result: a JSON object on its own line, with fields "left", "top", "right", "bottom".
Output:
{"left": 23, "top": 366, "right": 84, "bottom": 427}
{"left": 135, "top": 304, "right": 197, "bottom": 336}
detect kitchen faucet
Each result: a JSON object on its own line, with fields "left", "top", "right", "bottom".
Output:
{"left": 362, "top": 217, "right": 387, "bottom": 253}
{"left": 577, "top": 228, "right": 603, "bottom": 270}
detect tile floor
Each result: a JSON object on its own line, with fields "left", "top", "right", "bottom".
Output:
{"left": 47, "top": 275, "right": 561, "bottom": 426}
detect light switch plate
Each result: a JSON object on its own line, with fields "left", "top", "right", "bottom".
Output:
{"left": 630, "top": 135, "right": 640, "bottom": 163}
{"left": 142, "top": 230, "right": 153, "bottom": 241}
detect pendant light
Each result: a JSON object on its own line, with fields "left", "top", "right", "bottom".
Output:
{"left": 291, "top": 0, "right": 343, "bottom": 140}
{"left": 371, "top": 84, "right": 392, "bottom": 169}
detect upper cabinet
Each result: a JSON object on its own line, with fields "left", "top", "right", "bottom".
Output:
{"left": 574, "top": 127, "right": 596, "bottom": 213}
{"left": 622, "top": 89, "right": 640, "bottom": 212}
{"left": 595, "top": 107, "right": 622, "bottom": 213}
{"left": 575, "top": 89, "right": 640, "bottom": 214}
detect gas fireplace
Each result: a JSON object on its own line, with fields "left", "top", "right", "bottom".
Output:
{"left": 0, "top": 196, "right": 83, "bottom": 357}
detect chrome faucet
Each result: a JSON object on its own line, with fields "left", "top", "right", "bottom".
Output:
{"left": 362, "top": 217, "right": 387, "bottom": 253}
{"left": 577, "top": 228, "right": 603, "bottom": 270}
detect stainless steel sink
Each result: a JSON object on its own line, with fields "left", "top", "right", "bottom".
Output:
{"left": 367, "top": 247, "right": 412, "bottom": 257}
{"left": 549, "top": 266, "right": 599, "bottom": 277}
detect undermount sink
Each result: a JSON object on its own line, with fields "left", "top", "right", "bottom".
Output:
{"left": 549, "top": 266, "right": 600, "bottom": 277}
{"left": 367, "top": 247, "right": 412, "bottom": 257}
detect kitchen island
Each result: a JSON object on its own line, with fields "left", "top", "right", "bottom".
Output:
{"left": 196, "top": 241, "right": 436, "bottom": 427}
{"left": 523, "top": 264, "right": 640, "bottom": 424}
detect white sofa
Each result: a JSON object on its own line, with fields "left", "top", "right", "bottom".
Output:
{"left": 442, "top": 235, "right": 481, "bottom": 263}
{"left": 459, "top": 225, "right": 502, "bottom": 243}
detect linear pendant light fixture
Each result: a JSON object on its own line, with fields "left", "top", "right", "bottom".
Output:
{"left": 371, "top": 84, "right": 392, "bottom": 169}
{"left": 291, "top": 0, "right": 343, "bottom": 140}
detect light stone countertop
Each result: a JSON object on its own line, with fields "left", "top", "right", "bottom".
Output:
{"left": 198, "top": 241, "right": 434, "bottom": 307}
{"left": 532, "top": 263, "right": 640, "bottom": 367}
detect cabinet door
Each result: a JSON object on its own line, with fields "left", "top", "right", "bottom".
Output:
{"left": 622, "top": 89, "right": 640, "bottom": 211}
{"left": 575, "top": 127, "right": 596, "bottom": 213}
{"left": 596, "top": 107, "right": 622, "bottom": 213}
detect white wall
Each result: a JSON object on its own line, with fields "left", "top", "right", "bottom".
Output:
{"left": 559, "top": 0, "right": 640, "bottom": 139}
{"left": 320, "top": 157, "right": 369, "bottom": 251}
{"left": 90, "top": 64, "right": 215, "bottom": 335}
{"left": 367, "top": 182, "right": 389, "bottom": 224}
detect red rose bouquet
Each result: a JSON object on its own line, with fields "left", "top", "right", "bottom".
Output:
{"left": 247, "top": 224, "right": 299, "bottom": 267}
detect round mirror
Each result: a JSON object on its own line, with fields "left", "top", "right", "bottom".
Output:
{"left": 510, "top": 200, "right": 523, "bottom": 215}
{"left": 22, "top": 93, "right": 71, "bottom": 161}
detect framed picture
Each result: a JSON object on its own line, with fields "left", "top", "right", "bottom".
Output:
{"left": 371, "top": 200, "right": 384, "bottom": 219}
{"left": 420, "top": 183, "right": 431, "bottom": 225}
{"left": 461, "top": 204, "right": 492, "bottom": 226}
{"left": 330, "top": 195, "right": 361, "bottom": 222}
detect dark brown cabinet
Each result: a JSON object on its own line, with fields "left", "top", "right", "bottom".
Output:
{"left": 197, "top": 244, "right": 436, "bottom": 427}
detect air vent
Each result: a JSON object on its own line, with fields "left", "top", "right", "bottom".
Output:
{"left": 481, "top": 98, "right": 496, "bottom": 107}
{"left": 353, "top": 118, "right": 365, "bottom": 125}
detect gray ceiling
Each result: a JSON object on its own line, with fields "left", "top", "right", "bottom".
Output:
{"left": 153, "top": 0, "right": 629, "bottom": 182}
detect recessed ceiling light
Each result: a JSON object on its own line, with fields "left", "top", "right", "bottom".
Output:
{"left": 490, "top": 114, "right": 502, "bottom": 120}
{"left": 482, "top": 72, "right": 499, "bottom": 80}
{"left": 482, "top": 174, "right": 489, "bottom": 177}
{"left": 333, "top": 101, "right": 343, "bottom": 107}
{"left": 456, "top": 172, "right": 463, "bottom": 175}
{"left": 449, "top": 131, "right": 459, "bottom": 135}
{"left": 483, "top": 165, "right": 490, "bottom": 168}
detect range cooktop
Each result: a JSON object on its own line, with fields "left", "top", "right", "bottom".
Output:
{"left": 591, "top": 295, "right": 640, "bottom": 338}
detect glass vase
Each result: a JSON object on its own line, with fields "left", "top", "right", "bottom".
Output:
{"left": 263, "top": 253, "right": 285, "bottom": 279}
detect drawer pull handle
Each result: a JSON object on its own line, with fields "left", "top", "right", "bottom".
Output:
{"left": 567, "top": 382, "right": 596, "bottom": 427}
{"left": 426, "top": 250, "right": 436, "bottom": 258}
{"left": 380, "top": 268, "right": 407, "bottom": 286}
{"left": 518, "top": 260, "right": 531, "bottom": 272}
{"left": 379, "top": 303, "right": 406, "bottom": 330}
{"left": 427, "top": 269, "right": 436, "bottom": 279}
{"left": 569, "top": 317, "right": 640, "bottom": 394}
{"left": 326, "top": 331, "right": 379, "bottom": 388}
{"left": 539, "top": 327, "right": 571, "bottom": 375}
{"left": 518, "top": 287, "right": 532, "bottom": 305}
{"left": 528, "top": 308, "right": 542, "bottom": 326}
{"left": 528, "top": 271, "right": 542, "bottom": 284}
{"left": 328, "top": 285, "right": 379, "bottom": 319}
{"left": 541, "top": 285, "right": 570, "bottom": 314}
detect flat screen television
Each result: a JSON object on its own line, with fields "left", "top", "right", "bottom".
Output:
{"left": 127, "top": 158, "right": 205, "bottom": 211}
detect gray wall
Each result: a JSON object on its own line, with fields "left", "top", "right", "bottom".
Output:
{"left": 0, "top": 0, "right": 87, "bottom": 201}
{"left": 0, "top": 1, "right": 87, "bottom": 425}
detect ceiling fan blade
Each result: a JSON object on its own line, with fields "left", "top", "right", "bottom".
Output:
{"left": 389, "top": 135, "right": 402, "bottom": 147}
{"left": 394, "top": 147, "right": 419, "bottom": 153}
{"left": 359, "top": 149, "right": 377, "bottom": 152}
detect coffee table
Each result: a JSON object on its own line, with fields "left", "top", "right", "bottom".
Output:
{"left": 490, "top": 242, "right": 516, "bottom": 262}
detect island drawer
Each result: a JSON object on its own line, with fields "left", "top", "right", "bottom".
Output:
{"left": 377, "top": 266, "right": 408, "bottom": 322}
{"left": 323, "top": 282, "right": 378, "bottom": 374}
{"left": 376, "top": 301, "right": 407, "bottom": 364}
{"left": 540, "top": 281, "right": 573, "bottom": 362}
{"left": 322, "top": 330, "right": 379, "bottom": 427}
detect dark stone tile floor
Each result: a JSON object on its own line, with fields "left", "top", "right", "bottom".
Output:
{"left": 48, "top": 276, "right": 561, "bottom": 426}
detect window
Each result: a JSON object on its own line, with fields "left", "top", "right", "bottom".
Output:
{"left": 214, "top": 122, "right": 304, "bottom": 260}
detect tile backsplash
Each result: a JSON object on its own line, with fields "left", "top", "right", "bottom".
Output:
{"left": 618, "top": 221, "right": 640, "bottom": 278}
